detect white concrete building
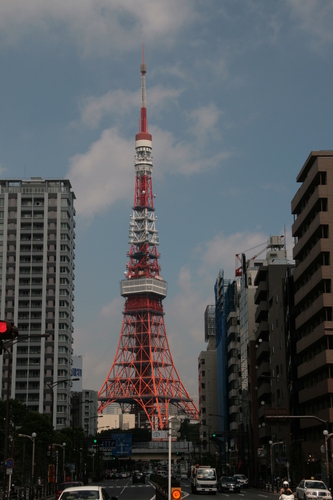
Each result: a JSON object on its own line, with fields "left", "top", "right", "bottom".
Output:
{"left": 0, "top": 177, "right": 76, "bottom": 429}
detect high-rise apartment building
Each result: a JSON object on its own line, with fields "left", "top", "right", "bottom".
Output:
{"left": 0, "top": 177, "right": 76, "bottom": 429}
{"left": 199, "top": 306, "right": 218, "bottom": 454}
{"left": 253, "top": 237, "right": 293, "bottom": 479}
{"left": 238, "top": 254, "right": 263, "bottom": 479}
{"left": 291, "top": 151, "right": 333, "bottom": 462}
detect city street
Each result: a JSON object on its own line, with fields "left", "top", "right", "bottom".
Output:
{"left": 99, "top": 477, "right": 278, "bottom": 500}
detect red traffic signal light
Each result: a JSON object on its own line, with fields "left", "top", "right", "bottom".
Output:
{"left": 0, "top": 321, "right": 18, "bottom": 340}
{"left": 171, "top": 487, "right": 181, "bottom": 500}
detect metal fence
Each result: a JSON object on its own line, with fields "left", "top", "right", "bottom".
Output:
{"left": 0, "top": 484, "right": 55, "bottom": 500}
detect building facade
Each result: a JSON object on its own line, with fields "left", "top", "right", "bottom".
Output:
{"left": 291, "top": 150, "right": 333, "bottom": 469}
{"left": 0, "top": 177, "right": 76, "bottom": 429}
{"left": 82, "top": 389, "right": 98, "bottom": 437}
{"left": 199, "top": 306, "right": 219, "bottom": 454}
{"left": 239, "top": 255, "right": 263, "bottom": 480}
{"left": 254, "top": 237, "right": 293, "bottom": 480}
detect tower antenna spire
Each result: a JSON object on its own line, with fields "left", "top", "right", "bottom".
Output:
{"left": 137, "top": 46, "right": 150, "bottom": 140}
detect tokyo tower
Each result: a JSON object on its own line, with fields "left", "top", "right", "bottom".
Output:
{"left": 98, "top": 52, "right": 199, "bottom": 430}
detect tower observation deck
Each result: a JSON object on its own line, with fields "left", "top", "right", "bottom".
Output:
{"left": 98, "top": 53, "right": 199, "bottom": 430}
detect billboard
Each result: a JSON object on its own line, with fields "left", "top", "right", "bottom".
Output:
{"left": 152, "top": 430, "right": 177, "bottom": 442}
{"left": 71, "top": 356, "right": 83, "bottom": 392}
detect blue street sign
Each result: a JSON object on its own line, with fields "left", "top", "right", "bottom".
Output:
{"left": 99, "top": 439, "right": 116, "bottom": 450}
{"left": 6, "top": 458, "right": 14, "bottom": 469}
{"left": 99, "top": 434, "right": 132, "bottom": 456}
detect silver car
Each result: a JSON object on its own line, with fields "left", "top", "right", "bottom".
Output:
{"left": 296, "top": 480, "right": 332, "bottom": 500}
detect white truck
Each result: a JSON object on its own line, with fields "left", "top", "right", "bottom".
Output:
{"left": 180, "top": 462, "right": 188, "bottom": 479}
{"left": 190, "top": 465, "right": 217, "bottom": 494}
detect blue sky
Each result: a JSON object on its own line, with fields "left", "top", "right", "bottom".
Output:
{"left": 0, "top": 0, "right": 332, "bottom": 398}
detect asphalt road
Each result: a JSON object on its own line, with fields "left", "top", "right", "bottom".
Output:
{"left": 99, "top": 477, "right": 278, "bottom": 500}
{"left": 102, "top": 477, "right": 155, "bottom": 500}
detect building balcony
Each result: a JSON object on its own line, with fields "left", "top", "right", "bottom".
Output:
{"left": 295, "top": 293, "right": 333, "bottom": 330}
{"left": 255, "top": 303, "right": 268, "bottom": 323}
{"left": 256, "top": 361, "right": 271, "bottom": 379}
{"left": 257, "top": 381, "right": 270, "bottom": 400}
{"left": 298, "top": 378, "right": 333, "bottom": 403}
{"left": 296, "top": 321, "right": 333, "bottom": 354}
{"left": 227, "top": 340, "right": 239, "bottom": 352}
{"left": 298, "top": 349, "right": 333, "bottom": 379}
{"left": 228, "top": 373, "right": 239, "bottom": 383}
{"left": 228, "top": 357, "right": 239, "bottom": 369}
{"left": 256, "top": 341, "right": 270, "bottom": 363}
{"left": 254, "top": 281, "right": 268, "bottom": 303}
{"left": 292, "top": 211, "right": 329, "bottom": 261}
{"left": 294, "top": 266, "right": 331, "bottom": 305}
{"left": 230, "top": 422, "right": 239, "bottom": 432}
{"left": 292, "top": 160, "right": 321, "bottom": 215}
{"left": 256, "top": 321, "right": 269, "bottom": 339}
{"left": 229, "top": 404, "right": 241, "bottom": 415}
{"left": 292, "top": 185, "right": 327, "bottom": 236}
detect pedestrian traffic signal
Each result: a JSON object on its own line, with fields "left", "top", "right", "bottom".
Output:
{"left": 171, "top": 487, "right": 181, "bottom": 500}
{"left": 0, "top": 321, "right": 18, "bottom": 340}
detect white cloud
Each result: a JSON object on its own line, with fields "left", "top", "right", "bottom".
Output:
{"left": 73, "top": 296, "right": 124, "bottom": 390}
{"left": 67, "top": 127, "right": 133, "bottom": 218}
{"left": 78, "top": 90, "right": 138, "bottom": 129}
{"left": 152, "top": 125, "right": 230, "bottom": 177}
{"left": 78, "top": 85, "right": 183, "bottom": 129}
{"left": 287, "top": 0, "right": 333, "bottom": 48}
{"left": 67, "top": 119, "right": 231, "bottom": 220}
{"left": 0, "top": 0, "right": 195, "bottom": 56}
{"left": 187, "top": 102, "right": 221, "bottom": 144}
{"left": 195, "top": 231, "right": 269, "bottom": 282}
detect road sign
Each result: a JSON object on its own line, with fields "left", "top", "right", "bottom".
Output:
{"left": 6, "top": 458, "right": 14, "bottom": 469}
{"left": 6, "top": 469, "right": 12, "bottom": 475}
{"left": 99, "top": 439, "right": 116, "bottom": 451}
{"left": 171, "top": 487, "right": 181, "bottom": 500}
{"left": 100, "top": 434, "right": 132, "bottom": 456}
{"left": 170, "top": 419, "right": 181, "bottom": 431}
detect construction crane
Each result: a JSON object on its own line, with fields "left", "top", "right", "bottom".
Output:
{"left": 235, "top": 236, "right": 285, "bottom": 277}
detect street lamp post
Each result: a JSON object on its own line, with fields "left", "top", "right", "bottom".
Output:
{"left": 323, "top": 431, "right": 333, "bottom": 487}
{"left": 269, "top": 440, "right": 283, "bottom": 492}
{"left": 168, "top": 416, "right": 182, "bottom": 500}
{"left": 209, "top": 413, "right": 228, "bottom": 475}
{"left": 84, "top": 415, "right": 103, "bottom": 437}
{"left": 47, "top": 377, "right": 80, "bottom": 427}
{"left": 18, "top": 433, "right": 37, "bottom": 486}
{"left": 2, "top": 333, "right": 48, "bottom": 491}
{"left": 53, "top": 443, "right": 66, "bottom": 482}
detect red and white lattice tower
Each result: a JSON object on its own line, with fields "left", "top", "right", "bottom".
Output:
{"left": 98, "top": 52, "right": 199, "bottom": 430}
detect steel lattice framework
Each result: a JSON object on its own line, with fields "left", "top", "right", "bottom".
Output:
{"left": 98, "top": 52, "right": 199, "bottom": 430}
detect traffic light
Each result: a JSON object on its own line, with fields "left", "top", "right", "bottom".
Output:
{"left": 93, "top": 439, "right": 97, "bottom": 444}
{"left": 0, "top": 320, "right": 18, "bottom": 340}
{"left": 171, "top": 487, "right": 181, "bottom": 500}
{"left": 212, "top": 433, "right": 216, "bottom": 437}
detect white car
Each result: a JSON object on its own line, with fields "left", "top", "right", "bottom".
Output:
{"left": 234, "top": 474, "right": 249, "bottom": 488}
{"left": 59, "top": 486, "right": 110, "bottom": 500}
{"left": 296, "top": 480, "right": 332, "bottom": 500}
